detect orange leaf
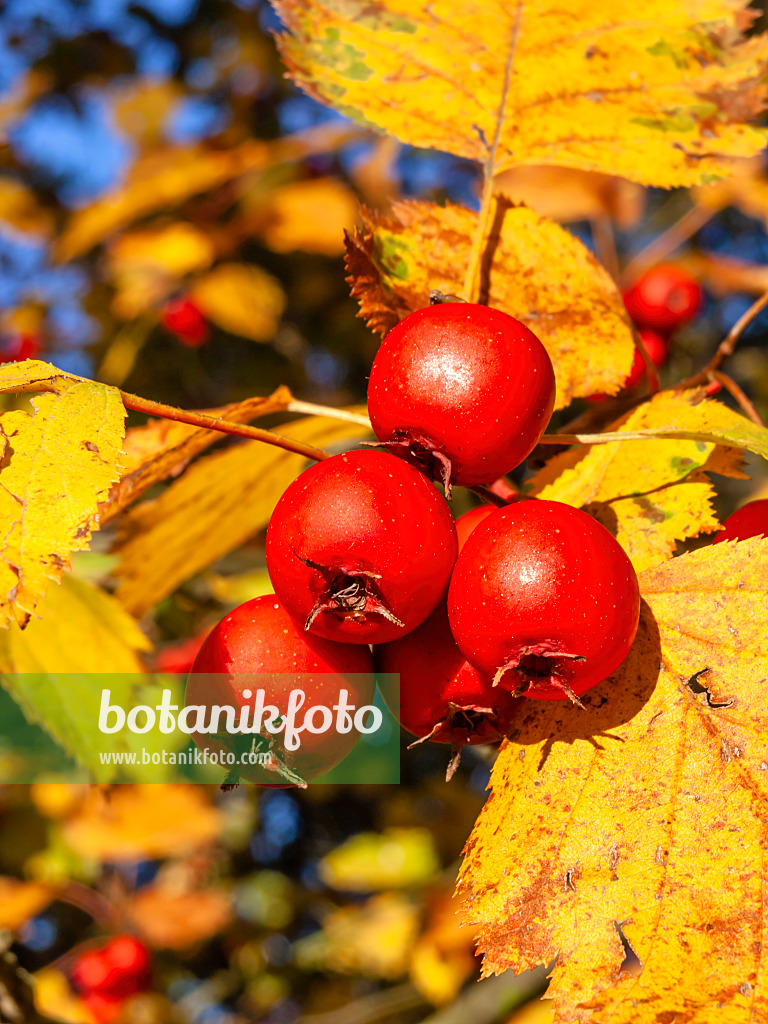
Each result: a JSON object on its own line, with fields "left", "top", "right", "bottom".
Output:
{"left": 128, "top": 885, "right": 233, "bottom": 949}
{"left": 62, "top": 786, "right": 221, "bottom": 861}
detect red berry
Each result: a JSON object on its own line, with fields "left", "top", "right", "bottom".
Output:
{"left": 624, "top": 329, "right": 668, "bottom": 389}
{"left": 586, "top": 328, "right": 667, "bottom": 402}
{"left": 72, "top": 935, "right": 151, "bottom": 1008}
{"left": 623, "top": 265, "right": 701, "bottom": 332}
{"left": 455, "top": 506, "right": 495, "bottom": 552}
{"left": 0, "top": 332, "right": 42, "bottom": 363}
{"left": 72, "top": 950, "right": 112, "bottom": 994}
{"left": 186, "top": 595, "right": 375, "bottom": 785}
{"left": 447, "top": 500, "right": 640, "bottom": 703}
{"left": 161, "top": 297, "right": 209, "bottom": 347}
{"left": 155, "top": 630, "right": 209, "bottom": 674}
{"left": 375, "top": 602, "right": 521, "bottom": 779}
{"left": 712, "top": 499, "right": 768, "bottom": 544}
{"left": 82, "top": 991, "right": 124, "bottom": 1023}
{"left": 367, "top": 303, "right": 556, "bottom": 491}
{"left": 102, "top": 936, "right": 151, "bottom": 995}
{"left": 265, "top": 450, "right": 458, "bottom": 644}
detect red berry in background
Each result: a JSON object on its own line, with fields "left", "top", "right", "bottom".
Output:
{"left": 72, "top": 935, "right": 152, "bottom": 1020}
{"left": 82, "top": 991, "right": 124, "bottom": 1024}
{"left": 448, "top": 500, "right": 640, "bottom": 703}
{"left": 102, "top": 935, "right": 151, "bottom": 996}
{"left": 186, "top": 595, "right": 374, "bottom": 785}
{"left": 622, "top": 265, "right": 702, "bottom": 332}
{"left": 0, "top": 331, "right": 42, "bottom": 363}
{"left": 367, "top": 303, "right": 556, "bottom": 492}
{"left": 160, "top": 297, "right": 209, "bottom": 347}
{"left": 712, "top": 499, "right": 768, "bottom": 544}
{"left": 266, "top": 450, "right": 457, "bottom": 644}
{"left": 375, "top": 602, "right": 521, "bottom": 780}
{"left": 72, "top": 949, "right": 112, "bottom": 994}
{"left": 586, "top": 328, "right": 667, "bottom": 402}
{"left": 155, "top": 629, "right": 210, "bottom": 674}
{"left": 455, "top": 506, "right": 496, "bottom": 552}
{"left": 624, "top": 329, "right": 668, "bottom": 389}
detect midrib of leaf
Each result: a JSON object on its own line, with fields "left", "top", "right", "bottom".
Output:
{"left": 463, "top": 0, "right": 523, "bottom": 301}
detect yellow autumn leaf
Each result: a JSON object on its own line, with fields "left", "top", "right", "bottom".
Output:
{"left": 189, "top": 262, "right": 286, "bottom": 342}
{"left": 0, "top": 877, "right": 55, "bottom": 929}
{"left": 107, "top": 222, "right": 215, "bottom": 319}
{"left": 458, "top": 537, "right": 768, "bottom": 1024}
{"left": 318, "top": 828, "right": 441, "bottom": 892}
{"left": 506, "top": 1001, "right": 555, "bottom": 1024}
{"left": 556, "top": 390, "right": 768, "bottom": 459}
{"left": 346, "top": 200, "right": 634, "bottom": 406}
{"left": 494, "top": 167, "right": 645, "bottom": 228}
{"left": 113, "top": 415, "right": 367, "bottom": 616}
{"left": 0, "top": 574, "right": 149, "bottom": 674}
{"left": 308, "top": 892, "right": 420, "bottom": 978}
{"left": 62, "top": 785, "right": 222, "bottom": 861}
{"left": 256, "top": 177, "right": 359, "bottom": 255}
{"left": 275, "top": 0, "right": 768, "bottom": 187}
{"left": 530, "top": 390, "right": 748, "bottom": 572}
{"left": 410, "top": 889, "right": 478, "bottom": 1005}
{"left": 0, "top": 179, "right": 53, "bottom": 238}
{"left": 34, "top": 967, "right": 92, "bottom": 1024}
{"left": 0, "top": 381, "right": 125, "bottom": 627}
{"left": 0, "top": 575, "right": 150, "bottom": 778}
{"left": 0, "top": 358, "right": 83, "bottom": 395}
{"left": 106, "top": 386, "right": 294, "bottom": 520}
{"left": 54, "top": 123, "right": 363, "bottom": 262}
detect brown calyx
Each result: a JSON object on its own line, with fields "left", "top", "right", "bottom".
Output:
{"left": 296, "top": 553, "right": 405, "bottom": 630}
{"left": 493, "top": 643, "right": 587, "bottom": 707}
{"left": 362, "top": 430, "right": 454, "bottom": 497}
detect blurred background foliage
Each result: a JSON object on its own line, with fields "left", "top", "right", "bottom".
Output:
{"left": 1, "top": 1, "right": 768, "bottom": 1023}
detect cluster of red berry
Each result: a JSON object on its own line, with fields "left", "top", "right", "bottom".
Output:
{"left": 71, "top": 935, "right": 152, "bottom": 1022}
{"left": 188, "top": 301, "right": 642, "bottom": 783}
{"left": 590, "top": 264, "right": 702, "bottom": 400}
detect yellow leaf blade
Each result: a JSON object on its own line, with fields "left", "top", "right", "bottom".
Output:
{"left": 458, "top": 539, "right": 768, "bottom": 1023}
{"left": 0, "top": 382, "right": 126, "bottom": 627}
{"left": 275, "top": 0, "right": 768, "bottom": 186}
{"left": 531, "top": 390, "right": 748, "bottom": 571}
{"left": 189, "top": 262, "right": 286, "bottom": 342}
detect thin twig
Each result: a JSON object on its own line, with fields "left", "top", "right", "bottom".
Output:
{"left": 591, "top": 214, "right": 620, "bottom": 283}
{"left": 621, "top": 204, "right": 716, "bottom": 284}
{"left": 539, "top": 428, "right": 749, "bottom": 446}
{"left": 711, "top": 371, "right": 765, "bottom": 426}
{"left": 462, "top": 3, "right": 522, "bottom": 303}
{"left": 469, "top": 485, "right": 510, "bottom": 508}
{"left": 287, "top": 399, "right": 372, "bottom": 428}
{"left": 118, "top": 390, "right": 332, "bottom": 462}
{"left": 678, "top": 287, "right": 768, "bottom": 390}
